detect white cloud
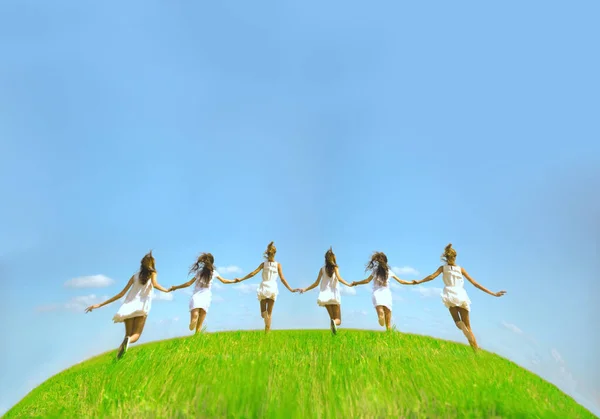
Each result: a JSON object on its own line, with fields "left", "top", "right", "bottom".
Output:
{"left": 37, "top": 294, "right": 109, "bottom": 312}
{"left": 392, "top": 266, "right": 420, "bottom": 276}
{"left": 390, "top": 282, "right": 401, "bottom": 290}
{"left": 212, "top": 281, "right": 223, "bottom": 290}
{"left": 551, "top": 348, "right": 564, "bottom": 364}
{"left": 155, "top": 316, "right": 180, "bottom": 325}
{"left": 64, "top": 274, "right": 114, "bottom": 288}
{"left": 234, "top": 283, "right": 258, "bottom": 294}
{"left": 392, "top": 294, "right": 404, "bottom": 302}
{"left": 502, "top": 321, "right": 524, "bottom": 335}
{"left": 155, "top": 292, "right": 174, "bottom": 302}
{"left": 213, "top": 295, "right": 225, "bottom": 303}
{"left": 340, "top": 286, "right": 356, "bottom": 295}
{"left": 217, "top": 265, "right": 243, "bottom": 275}
{"left": 412, "top": 286, "right": 442, "bottom": 298}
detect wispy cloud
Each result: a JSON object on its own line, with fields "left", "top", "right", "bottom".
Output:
{"left": 551, "top": 348, "right": 564, "bottom": 364}
{"left": 412, "top": 286, "right": 442, "bottom": 298}
{"left": 234, "top": 282, "right": 259, "bottom": 294}
{"left": 213, "top": 295, "right": 225, "bottom": 303}
{"left": 155, "top": 316, "right": 180, "bottom": 325}
{"left": 217, "top": 265, "right": 243, "bottom": 275}
{"left": 340, "top": 286, "right": 356, "bottom": 295}
{"left": 64, "top": 274, "right": 114, "bottom": 288}
{"left": 155, "top": 292, "right": 174, "bottom": 302}
{"left": 392, "top": 266, "right": 420, "bottom": 276}
{"left": 501, "top": 321, "right": 524, "bottom": 335}
{"left": 37, "top": 294, "right": 109, "bottom": 312}
{"left": 392, "top": 294, "right": 404, "bottom": 302}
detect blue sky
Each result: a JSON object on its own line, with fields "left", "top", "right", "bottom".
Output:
{"left": 1, "top": 1, "right": 599, "bottom": 415}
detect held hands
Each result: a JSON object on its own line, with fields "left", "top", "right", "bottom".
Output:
{"left": 85, "top": 304, "right": 100, "bottom": 313}
{"left": 495, "top": 290, "right": 507, "bottom": 297}
{"left": 168, "top": 286, "right": 176, "bottom": 292}
{"left": 234, "top": 278, "right": 241, "bottom": 283}
{"left": 411, "top": 280, "right": 419, "bottom": 285}
{"left": 350, "top": 281, "right": 356, "bottom": 287}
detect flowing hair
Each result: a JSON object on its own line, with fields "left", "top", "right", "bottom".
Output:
{"left": 264, "top": 241, "right": 277, "bottom": 261}
{"left": 189, "top": 253, "right": 215, "bottom": 287}
{"left": 441, "top": 243, "right": 457, "bottom": 264}
{"left": 139, "top": 251, "right": 156, "bottom": 285}
{"left": 366, "top": 251, "right": 390, "bottom": 286}
{"left": 324, "top": 247, "right": 337, "bottom": 277}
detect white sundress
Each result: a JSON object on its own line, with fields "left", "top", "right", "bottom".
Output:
{"left": 113, "top": 273, "right": 154, "bottom": 323}
{"left": 257, "top": 261, "right": 279, "bottom": 301}
{"left": 371, "top": 269, "right": 394, "bottom": 311}
{"left": 441, "top": 264, "right": 472, "bottom": 311}
{"left": 189, "top": 269, "right": 219, "bottom": 313}
{"left": 317, "top": 266, "right": 341, "bottom": 306}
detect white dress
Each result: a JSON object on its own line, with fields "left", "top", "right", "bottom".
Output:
{"left": 441, "top": 264, "right": 472, "bottom": 311}
{"left": 317, "top": 266, "right": 341, "bottom": 306}
{"left": 189, "top": 270, "right": 219, "bottom": 313}
{"left": 257, "top": 261, "right": 279, "bottom": 301}
{"left": 113, "top": 273, "right": 154, "bottom": 323}
{"left": 371, "top": 269, "right": 394, "bottom": 311}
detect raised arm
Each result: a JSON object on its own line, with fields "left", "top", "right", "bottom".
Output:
{"left": 414, "top": 266, "right": 443, "bottom": 285}
{"left": 334, "top": 267, "right": 352, "bottom": 287}
{"left": 217, "top": 275, "right": 236, "bottom": 284}
{"left": 169, "top": 276, "right": 196, "bottom": 292}
{"left": 277, "top": 263, "right": 296, "bottom": 292}
{"left": 461, "top": 267, "right": 506, "bottom": 297}
{"left": 391, "top": 274, "right": 417, "bottom": 285}
{"left": 300, "top": 269, "right": 322, "bottom": 294}
{"left": 151, "top": 272, "right": 170, "bottom": 293}
{"left": 85, "top": 276, "right": 134, "bottom": 312}
{"left": 235, "top": 263, "right": 263, "bottom": 283}
{"left": 351, "top": 274, "right": 373, "bottom": 287}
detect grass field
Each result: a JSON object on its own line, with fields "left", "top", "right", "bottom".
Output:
{"left": 4, "top": 329, "right": 596, "bottom": 418}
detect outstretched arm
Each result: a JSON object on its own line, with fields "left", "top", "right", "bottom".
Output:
{"left": 414, "top": 267, "right": 443, "bottom": 285}
{"left": 86, "top": 276, "right": 134, "bottom": 312}
{"left": 217, "top": 275, "right": 236, "bottom": 284}
{"left": 235, "top": 263, "right": 263, "bottom": 283}
{"left": 391, "top": 274, "right": 416, "bottom": 285}
{"left": 300, "top": 269, "right": 322, "bottom": 294}
{"left": 462, "top": 267, "right": 506, "bottom": 297}
{"left": 334, "top": 267, "right": 352, "bottom": 287}
{"left": 351, "top": 274, "right": 373, "bottom": 287}
{"left": 170, "top": 277, "right": 196, "bottom": 292}
{"left": 278, "top": 263, "right": 296, "bottom": 292}
{"left": 151, "top": 272, "right": 170, "bottom": 293}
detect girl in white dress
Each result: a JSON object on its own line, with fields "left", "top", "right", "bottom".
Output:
{"left": 235, "top": 242, "right": 297, "bottom": 333}
{"left": 351, "top": 251, "right": 416, "bottom": 331}
{"left": 414, "top": 243, "right": 507, "bottom": 350}
{"left": 85, "top": 251, "right": 170, "bottom": 359}
{"left": 298, "top": 248, "right": 352, "bottom": 335}
{"left": 169, "top": 253, "right": 236, "bottom": 334}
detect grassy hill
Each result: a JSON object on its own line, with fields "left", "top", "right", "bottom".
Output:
{"left": 4, "top": 330, "right": 596, "bottom": 418}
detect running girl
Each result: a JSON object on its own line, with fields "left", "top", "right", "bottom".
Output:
{"left": 413, "top": 243, "right": 506, "bottom": 350}
{"left": 85, "top": 251, "right": 170, "bottom": 359}
{"left": 169, "top": 253, "right": 236, "bottom": 334}
{"left": 235, "top": 242, "right": 297, "bottom": 333}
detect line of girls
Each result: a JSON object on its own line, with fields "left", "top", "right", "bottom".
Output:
{"left": 85, "top": 242, "right": 506, "bottom": 359}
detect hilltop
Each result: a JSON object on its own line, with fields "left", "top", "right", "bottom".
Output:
{"left": 4, "top": 330, "right": 596, "bottom": 418}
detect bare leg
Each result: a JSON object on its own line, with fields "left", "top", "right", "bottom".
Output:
{"left": 383, "top": 307, "right": 392, "bottom": 330}
{"left": 449, "top": 307, "right": 477, "bottom": 350}
{"left": 195, "top": 309, "right": 207, "bottom": 334}
{"left": 189, "top": 309, "right": 200, "bottom": 331}
{"left": 128, "top": 316, "right": 147, "bottom": 344}
{"left": 265, "top": 298, "right": 275, "bottom": 332}
{"left": 124, "top": 318, "right": 134, "bottom": 338}
{"left": 117, "top": 319, "right": 135, "bottom": 357}
{"left": 332, "top": 304, "right": 341, "bottom": 326}
{"left": 458, "top": 307, "right": 478, "bottom": 350}
{"left": 375, "top": 306, "right": 385, "bottom": 327}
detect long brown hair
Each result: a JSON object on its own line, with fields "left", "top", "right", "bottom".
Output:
{"left": 366, "top": 251, "right": 390, "bottom": 285}
{"left": 324, "top": 247, "right": 337, "bottom": 277}
{"left": 441, "top": 243, "right": 457, "bottom": 265}
{"left": 264, "top": 241, "right": 277, "bottom": 261}
{"left": 189, "top": 253, "right": 215, "bottom": 287}
{"left": 139, "top": 251, "right": 156, "bottom": 285}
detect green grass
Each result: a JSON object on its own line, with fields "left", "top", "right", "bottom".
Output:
{"left": 4, "top": 330, "right": 596, "bottom": 418}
